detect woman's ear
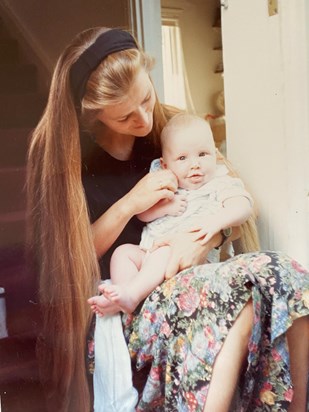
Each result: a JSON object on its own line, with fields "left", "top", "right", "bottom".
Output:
{"left": 160, "top": 157, "right": 167, "bottom": 169}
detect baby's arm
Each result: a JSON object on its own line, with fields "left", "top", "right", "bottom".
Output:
{"left": 191, "top": 196, "right": 252, "bottom": 245}
{"left": 219, "top": 195, "right": 252, "bottom": 227}
{"left": 137, "top": 193, "right": 187, "bottom": 222}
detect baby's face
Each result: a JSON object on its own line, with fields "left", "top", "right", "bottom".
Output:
{"left": 161, "top": 122, "right": 217, "bottom": 190}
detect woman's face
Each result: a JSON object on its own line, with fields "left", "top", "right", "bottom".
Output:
{"left": 97, "top": 69, "right": 156, "bottom": 137}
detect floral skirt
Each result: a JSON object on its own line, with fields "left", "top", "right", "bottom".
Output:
{"left": 120, "top": 251, "right": 309, "bottom": 411}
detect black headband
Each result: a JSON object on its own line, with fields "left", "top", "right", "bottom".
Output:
{"left": 70, "top": 29, "right": 138, "bottom": 106}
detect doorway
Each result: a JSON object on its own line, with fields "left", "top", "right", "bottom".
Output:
{"left": 160, "top": 0, "right": 227, "bottom": 154}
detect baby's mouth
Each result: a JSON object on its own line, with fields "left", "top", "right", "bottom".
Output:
{"left": 188, "top": 172, "right": 203, "bottom": 178}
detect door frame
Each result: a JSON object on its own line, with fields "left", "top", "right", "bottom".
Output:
{"left": 127, "top": 0, "right": 164, "bottom": 101}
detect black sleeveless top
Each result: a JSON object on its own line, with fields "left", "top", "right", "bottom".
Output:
{"left": 81, "top": 135, "right": 160, "bottom": 279}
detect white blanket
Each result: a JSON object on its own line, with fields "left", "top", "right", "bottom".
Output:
{"left": 93, "top": 312, "right": 138, "bottom": 412}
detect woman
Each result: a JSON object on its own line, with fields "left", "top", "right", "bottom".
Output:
{"left": 26, "top": 27, "right": 309, "bottom": 412}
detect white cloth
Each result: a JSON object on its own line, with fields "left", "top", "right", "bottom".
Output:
{"left": 140, "top": 163, "right": 252, "bottom": 263}
{"left": 93, "top": 312, "right": 138, "bottom": 412}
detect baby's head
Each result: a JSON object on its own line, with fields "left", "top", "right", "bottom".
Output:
{"left": 160, "top": 113, "right": 217, "bottom": 190}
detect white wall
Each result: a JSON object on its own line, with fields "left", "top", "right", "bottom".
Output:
{"left": 279, "top": 0, "right": 309, "bottom": 267}
{"left": 222, "top": 0, "right": 309, "bottom": 267}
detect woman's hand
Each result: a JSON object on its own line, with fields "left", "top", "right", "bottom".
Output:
{"left": 92, "top": 169, "right": 177, "bottom": 257}
{"left": 152, "top": 230, "right": 223, "bottom": 279}
{"left": 125, "top": 169, "right": 178, "bottom": 216}
{"left": 186, "top": 215, "right": 223, "bottom": 245}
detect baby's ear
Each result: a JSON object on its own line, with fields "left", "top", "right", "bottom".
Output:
{"left": 160, "top": 157, "right": 167, "bottom": 169}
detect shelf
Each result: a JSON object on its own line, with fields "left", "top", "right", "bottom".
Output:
{"left": 212, "top": 7, "right": 223, "bottom": 74}
{"left": 212, "top": 7, "right": 221, "bottom": 30}
{"left": 214, "top": 61, "right": 224, "bottom": 73}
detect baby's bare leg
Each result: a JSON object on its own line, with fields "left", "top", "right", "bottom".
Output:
{"left": 110, "top": 243, "right": 146, "bottom": 284}
{"left": 102, "top": 246, "right": 171, "bottom": 313}
{"left": 203, "top": 299, "right": 253, "bottom": 412}
{"left": 88, "top": 244, "right": 144, "bottom": 316}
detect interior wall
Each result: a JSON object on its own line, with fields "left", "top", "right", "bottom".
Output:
{"left": 161, "top": 0, "right": 223, "bottom": 116}
{"left": 2, "top": 0, "right": 223, "bottom": 117}
{"left": 0, "top": 0, "right": 130, "bottom": 81}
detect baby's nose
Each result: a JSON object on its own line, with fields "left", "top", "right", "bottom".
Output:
{"left": 191, "top": 160, "right": 200, "bottom": 168}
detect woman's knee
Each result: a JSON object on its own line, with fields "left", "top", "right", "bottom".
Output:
{"left": 215, "top": 299, "right": 253, "bottom": 369}
{"left": 231, "top": 299, "right": 254, "bottom": 341}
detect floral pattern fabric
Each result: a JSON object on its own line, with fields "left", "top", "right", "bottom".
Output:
{"left": 122, "top": 251, "right": 309, "bottom": 411}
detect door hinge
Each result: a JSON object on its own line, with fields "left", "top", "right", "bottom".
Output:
{"left": 220, "top": 0, "right": 228, "bottom": 9}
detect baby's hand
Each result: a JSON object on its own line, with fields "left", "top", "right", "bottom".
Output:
{"left": 165, "top": 194, "right": 187, "bottom": 216}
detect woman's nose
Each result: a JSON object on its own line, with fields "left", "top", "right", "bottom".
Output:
{"left": 134, "top": 107, "right": 148, "bottom": 126}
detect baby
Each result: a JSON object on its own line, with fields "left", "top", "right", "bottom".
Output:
{"left": 88, "top": 113, "right": 253, "bottom": 314}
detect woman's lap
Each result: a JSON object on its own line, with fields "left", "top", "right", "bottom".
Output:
{"left": 123, "top": 251, "right": 309, "bottom": 411}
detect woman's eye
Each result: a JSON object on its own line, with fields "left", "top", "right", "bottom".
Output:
{"left": 143, "top": 94, "right": 151, "bottom": 105}
{"left": 118, "top": 116, "right": 129, "bottom": 122}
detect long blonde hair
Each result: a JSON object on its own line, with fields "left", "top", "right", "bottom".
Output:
{"left": 26, "top": 27, "right": 167, "bottom": 411}
{"left": 216, "top": 151, "right": 260, "bottom": 253}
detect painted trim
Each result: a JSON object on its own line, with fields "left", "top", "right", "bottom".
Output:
{"left": 127, "top": 0, "right": 164, "bottom": 101}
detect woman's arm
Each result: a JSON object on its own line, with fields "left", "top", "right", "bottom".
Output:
{"left": 92, "top": 169, "right": 178, "bottom": 257}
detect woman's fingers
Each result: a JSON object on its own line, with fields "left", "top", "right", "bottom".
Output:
{"left": 199, "top": 231, "right": 215, "bottom": 245}
{"left": 154, "top": 231, "right": 223, "bottom": 279}
{"left": 152, "top": 232, "right": 206, "bottom": 278}
{"left": 153, "top": 169, "right": 178, "bottom": 192}
{"left": 127, "top": 170, "right": 178, "bottom": 215}
{"left": 187, "top": 224, "right": 218, "bottom": 245}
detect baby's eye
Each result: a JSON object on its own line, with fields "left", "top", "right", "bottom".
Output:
{"left": 178, "top": 155, "right": 186, "bottom": 161}
{"left": 199, "top": 152, "right": 207, "bottom": 157}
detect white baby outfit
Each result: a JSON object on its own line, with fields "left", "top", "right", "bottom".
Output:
{"left": 140, "top": 161, "right": 252, "bottom": 263}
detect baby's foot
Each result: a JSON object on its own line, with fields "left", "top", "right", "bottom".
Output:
{"left": 99, "top": 283, "right": 138, "bottom": 314}
{"left": 87, "top": 294, "right": 121, "bottom": 317}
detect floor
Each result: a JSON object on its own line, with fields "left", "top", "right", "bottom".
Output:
{"left": 0, "top": 350, "right": 149, "bottom": 412}
{"left": 0, "top": 334, "right": 47, "bottom": 412}
{"left": 1, "top": 380, "right": 47, "bottom": 412}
